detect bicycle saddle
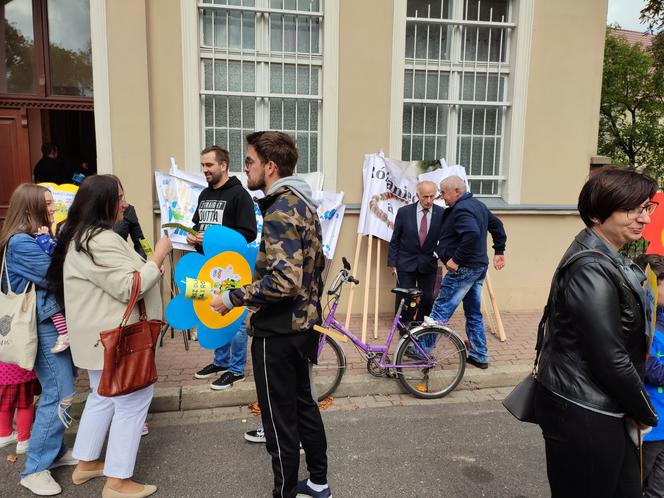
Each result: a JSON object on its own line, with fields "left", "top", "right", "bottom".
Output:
{"left": 391, "top": 287, "right": 423, "bottom": 297}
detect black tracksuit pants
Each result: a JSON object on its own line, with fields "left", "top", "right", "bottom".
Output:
{"left": 251, "top": 332, "right": 328, "bottom": 498}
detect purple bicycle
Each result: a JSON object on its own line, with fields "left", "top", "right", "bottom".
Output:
{"left": 312, "top": 257, "right": 467, "bottom": 399}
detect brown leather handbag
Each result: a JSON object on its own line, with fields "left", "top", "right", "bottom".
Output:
{"left": 97, "top": 272, "right": 163, "bottom": 397}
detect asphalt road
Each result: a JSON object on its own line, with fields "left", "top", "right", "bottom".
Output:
{"left": 0, "top": 400, "right": 547, "bottom": 497}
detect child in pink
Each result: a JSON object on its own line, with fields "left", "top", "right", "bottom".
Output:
{"left": 0, "top": 363, "right": 40, "bottom": 454}
{"left": 35, "top": 227, "right": 70, "bottom": 353}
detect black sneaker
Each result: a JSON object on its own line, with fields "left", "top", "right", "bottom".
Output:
{"left": 244, "top": 428, "right": 266, "bottom": 443}
{"left": 210, "top": 372, "right": 245, "bottom": 390}
{"left": 194, "top": 364, "right": 227, "bottom": 379}
{"left": 296, "top": 479, "right": 332, "bottom": 498}
{"left": 466, "top": 357, "right": 489, "bottom": 369}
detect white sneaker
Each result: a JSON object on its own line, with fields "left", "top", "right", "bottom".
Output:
{"left": 141, "top": 423, "right": 149, "bottom": 436}
{"left": 19, "top": 470, "right": 62, "bottom": 496}
{"left": 423, "top": 316, "right": 447, "bottom": 326}
{"left": 49, "top": 448, "right": 78, "bottom": 468}
{"left": 51, "top": 333, "right": 70, "bottom": 353}
{"left": 244, "top": 427, "right": 266, "bottom": 443}
{"left": 0, "top": 431, "right": 17, "bottom": 448}
{"left": 16, "top": 439, "right": 29, "bottom": 454}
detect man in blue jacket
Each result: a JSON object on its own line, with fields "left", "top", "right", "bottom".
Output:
{"left": 388, "top": 180, "right": 444, "bottom": 322}
{"left": 426, "top": 175, "right": 506, "bottom": 369}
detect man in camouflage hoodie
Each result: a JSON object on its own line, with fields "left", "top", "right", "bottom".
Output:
{"left": 213, "top": 131, "right": 330, "bottom": 498}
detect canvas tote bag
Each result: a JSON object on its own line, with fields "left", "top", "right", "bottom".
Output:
{"left": 0, "top": 251, "right": 38, "bottom": 370}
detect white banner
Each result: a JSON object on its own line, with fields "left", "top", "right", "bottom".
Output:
{"left": 155, "top": 172, "right": 205, "bottom": 251}
{"left": 314, "top": 191, "right": 346, "bottom": 259}
{"left": 357, "top": 152, "right": 468, "bottom": 242}
{"left": 158, "top": 161, "right": 344, "bottom": 256}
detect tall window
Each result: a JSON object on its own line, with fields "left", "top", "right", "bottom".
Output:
{"left": 199, "top": 0, "right": 323, "bottom": 173}
{"left": 402, "top": 0, "right": 513, "bottom": 196}
{"left": 0, "top": 0, "right": 92, "bottom": 98}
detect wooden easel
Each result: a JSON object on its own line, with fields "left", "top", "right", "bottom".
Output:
{"left": 482, "top": 273, "right": 507, "bottom": 342}
{"left": 344, "top": 234, "right": 383, "bottom": 342}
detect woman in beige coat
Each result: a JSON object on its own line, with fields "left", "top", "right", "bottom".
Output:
{"left": 48, "top": 175, "right": 172, "bottom": 498}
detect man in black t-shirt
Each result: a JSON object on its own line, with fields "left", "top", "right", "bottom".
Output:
{"left": 187, "top": 145, "right": 257, "bottom": 391}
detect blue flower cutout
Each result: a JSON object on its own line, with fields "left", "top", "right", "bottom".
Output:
{"left": 165, "top": 225, "right": 259, "bottom": 350}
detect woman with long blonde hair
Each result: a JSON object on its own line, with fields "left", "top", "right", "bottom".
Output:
{"left": 0, "top": 183, "right": 77, "bottom": 496}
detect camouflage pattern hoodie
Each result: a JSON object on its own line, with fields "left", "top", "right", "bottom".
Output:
{"left": 226, "top": 176, "right": 325, "bottom": 337}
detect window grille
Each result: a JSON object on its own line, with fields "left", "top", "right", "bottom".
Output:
{"left": 402, "top": 0, "right": 514, "bottom": 196}
{"left": 199, "top": 0, "right": 323, "bottom": 173}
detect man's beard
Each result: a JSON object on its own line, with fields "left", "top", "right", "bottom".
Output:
{"left": 247, "top": 175, "right": 265, "bottom": 191}
{"left": 206, "top": 172, "right": 221, "bottom": 187}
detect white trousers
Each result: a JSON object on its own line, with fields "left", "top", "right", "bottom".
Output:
{"left": 72, "top": 369, "right": 153, "bottom": 478}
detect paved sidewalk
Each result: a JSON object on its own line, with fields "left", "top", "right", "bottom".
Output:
{"left": 71, "top": 310, "right": 540, "bottom": 413}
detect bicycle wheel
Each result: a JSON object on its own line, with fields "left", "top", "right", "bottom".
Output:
{"left": 395, "top": 326, "right": 466, "bottom": 399}
{"left": 312, "top": 335, "right": 346, "bottom": 400}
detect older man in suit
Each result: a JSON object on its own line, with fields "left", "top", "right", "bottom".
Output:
{"left": 388, "top": 180, "right": 444, "bottom": 322}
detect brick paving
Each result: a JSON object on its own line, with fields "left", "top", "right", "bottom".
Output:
{"left": 74, "top": 310, "right": 540, "bottom": 393}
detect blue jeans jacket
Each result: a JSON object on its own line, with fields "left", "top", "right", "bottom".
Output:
{"left": 3, "top": 233, "right": 76, "bottom": 476}
{"left": 3, "top": 234, "right": 61, "bottom": 321}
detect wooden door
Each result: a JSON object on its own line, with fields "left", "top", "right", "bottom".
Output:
{"left": 0, "top": 108, "right": 31, "bottom": 222}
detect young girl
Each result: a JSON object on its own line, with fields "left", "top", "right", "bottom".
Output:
{"left": 34, "top": 226, "right": 70, "bottom": 353}
{"left": 1, "top": 184, "right": 77, "bottom": 495}
{"left": 0, "top": 363, "right": 39, "bottom": 455}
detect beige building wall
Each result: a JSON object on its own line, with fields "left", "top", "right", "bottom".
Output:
{"left": 99, "top": 0, "right": 607, "bottom": 313}
{"left": 336, "top": 0, "right": 394, "bottom": 203}
{"left": 105, "top": 0, "right": 154, "bottom": 242}
{"left": 521, "top": 0, "right": 608, "bottom": 204}
{"left": 145, "top": 0, "right": 185, "bottom": 243}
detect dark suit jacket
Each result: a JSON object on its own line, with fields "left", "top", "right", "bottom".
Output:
{"left": 388, "top": 202, "right": 444, "bottom": 274}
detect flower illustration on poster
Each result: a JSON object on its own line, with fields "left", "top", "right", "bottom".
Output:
{"left": 165, "top": 225, "right": 259, "bottom": 350}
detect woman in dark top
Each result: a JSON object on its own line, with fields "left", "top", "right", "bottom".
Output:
{"left": 534, "top": 168, "right": 659, "bottom": 498}
{"left": 113, "top": 204, "right": 147, "bottom": 258}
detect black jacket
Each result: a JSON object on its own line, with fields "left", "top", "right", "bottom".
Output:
{"left": 191, "top": 176, "right": 257, "bottom": 253}
{"left": 536, "top": 228, "right": 658, "bottom": 426}
{"left": 388, "top": 202, "right": 444, "bottom": 274}
{"left": 435, "top": 192, "right": 506, "bottom": 267}
{"left": 113, "top": 205, "right": 147, "bottom": 258}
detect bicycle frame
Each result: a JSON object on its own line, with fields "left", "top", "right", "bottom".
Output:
{"left": 319, "top": 297, "right": 436, "bottom": 370}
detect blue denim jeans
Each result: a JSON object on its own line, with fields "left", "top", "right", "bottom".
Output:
{"left": 213, "top": 321, "right": 248, "bottom": 376}
{"left": 22, "top": 321, "right": 76, "bottom": 478}
{"left": 430, "top": 265, "right": 489, "bottom": 363}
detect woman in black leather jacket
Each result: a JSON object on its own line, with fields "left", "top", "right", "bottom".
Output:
{"left": 534, "top": 168, "right": 659, "bottom": 498}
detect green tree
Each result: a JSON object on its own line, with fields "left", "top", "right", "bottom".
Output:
{"left": 598, "top": 28, "right": 664, "bottom": 180}
{"left": 641, "top": 0, "right": 664, "bottom": 32}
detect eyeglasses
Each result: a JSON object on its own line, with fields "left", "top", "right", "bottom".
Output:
{"left": 623, "top": 201, "right": 658, "bottom": 220}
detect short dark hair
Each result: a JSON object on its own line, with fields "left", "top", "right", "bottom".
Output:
{"left": 200, "top": 145, "right": 229, "bottom": 166}
{"left": 246, "top": 131, "right": 298, "bottom": 177}
{"left": 577, "top": 167, "right": 657, "bottom": 227}
{"left": 41, "top": 143, "right": 58, "bottom": 156}
{"left": 634, "top": 253, "right": 664, "bottom": 282}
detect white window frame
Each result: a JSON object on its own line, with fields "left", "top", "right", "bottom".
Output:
{"left": 389, "top": 0, "right": 534, "bottom": 203}
{"left": 181, "top": 0, "right": 338, "bottom": 190}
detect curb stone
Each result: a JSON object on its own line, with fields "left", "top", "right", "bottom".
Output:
{"left": 69, "top": 363, "right": 530, "bottom": 416}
